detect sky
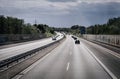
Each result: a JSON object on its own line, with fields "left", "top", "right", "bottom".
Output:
{"left": 0, "top": 0, "right": 120, "bottom": 27}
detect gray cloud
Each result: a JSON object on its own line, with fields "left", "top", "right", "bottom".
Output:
{"left": 0, "top": 0, "right": 120, "bottom": 27}
{"left": 47, "top": 0, "right": 77, "bottom": 2}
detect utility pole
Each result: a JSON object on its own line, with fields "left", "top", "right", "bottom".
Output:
{"left": 34, "top": 19, "right": 37, "bottom": 26}
{"left": 35, "top": 19, "right": 37, "bottom": 25}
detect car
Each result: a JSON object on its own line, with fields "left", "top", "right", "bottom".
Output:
{"left": 73, "top": 37, "right": 77, "bottom": 40}
{"left": 71, "top": 36, "right": 77, "bottom": 40}
{"left": 71, "top": 36, "right": 74, "bottom": 38}
{"left": 52, "top": 37, "right": 56, "bottom": 40}
{"left": 75, "top": 40, "right": 80, "bottom": 44}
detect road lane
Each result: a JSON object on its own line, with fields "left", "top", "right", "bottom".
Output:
{"left": 13, "top": 35, "right": 111, "bottom": 79}
{"left": 65, "top": 40, "right": 111, "bottom": 79}
{"left": 0, "top": 33, "right": 63, "bottom": 61}
{"left": 18, "top": 35, "right": 72, "bottom": 79}
{"left": 79, "top": 38, "right": 120, "bottom": 78}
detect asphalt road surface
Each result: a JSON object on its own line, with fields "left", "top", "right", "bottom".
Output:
{"left": 79, "top": 38, "right": 120, "bottom": 79}
{"left": 13, "top": 35, "right": 119, "bottom": 79}
{"left": 0, "top": 33, "right": 63, "bottom": 61}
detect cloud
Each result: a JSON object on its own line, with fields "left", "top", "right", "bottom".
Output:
{"left": 47, "top": 0, "right": 120, "bottom": 3}
{"left": 0, "top": 0, "right": 120, "bottom": 27}
{"left": 80, "top": 0, "right": 120, "bottom": 3}
{"left": 47, "top": 0, "right": 78, "bottom": 2}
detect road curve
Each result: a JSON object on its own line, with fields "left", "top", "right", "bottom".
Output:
{"left": 0, "top": 33, "right": 63, "bottom": 61}
{"left": 13, "top": 35, "right": 112, "bottom": 79}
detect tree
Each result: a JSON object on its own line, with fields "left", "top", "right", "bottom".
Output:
{"left": 36, "top": 24, "right": 46, "bottom": 33}
{"left": 0, "top": 15, "right": 7, "bottom": 34}
{"left": 86, "top": 17, "right": 120, "bottom": 35}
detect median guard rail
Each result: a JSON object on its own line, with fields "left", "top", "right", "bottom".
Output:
{"left": 0, "top": 36, "right": 64, "bottom": 68}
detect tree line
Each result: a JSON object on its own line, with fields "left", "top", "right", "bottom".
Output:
{"left": 53, "top": 25, "right": 85, "bottom": 35}
{"left": 0, "top": 15, "right": 24, "bottom": 34}
{"left": 55, "top": 17, "right": 120, "bottom": 35}
{"left": 87, "top": 17, "right": 120, "bottom": 34}
{"left": 70, "top": 17, "right": 120, "bottom": 35}
{"left": 1, "top": 15, "right": 119, "bottom": 35}
{"left": 0, "top": 15, "right": 55, "bottom": 35}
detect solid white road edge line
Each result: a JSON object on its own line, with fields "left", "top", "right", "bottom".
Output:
{"left": 81, "top": 38, "right": 120, "bottom": 59}
{"left": 103, "top": 48, "right": 120, "bottom": 59}
{"left": 66, "top": 62, "right": 70, "bottom": 71}
{"left": 81, "top": 43, "right": 118, "bottom": 79}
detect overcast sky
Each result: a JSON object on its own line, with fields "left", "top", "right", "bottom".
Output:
{"left": 0, "top": 0, "right": 120, "bottom": 27}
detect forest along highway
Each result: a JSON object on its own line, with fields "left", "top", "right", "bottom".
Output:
{"left": 12, "top": 35, "right": 120, "bottom": 79}
{"left": 0, "top": 33, "right": 64, "bottom": 62}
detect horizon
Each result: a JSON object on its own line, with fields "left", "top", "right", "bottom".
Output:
{"left": 1, "top": 0, "right": 120, "bottom": 27}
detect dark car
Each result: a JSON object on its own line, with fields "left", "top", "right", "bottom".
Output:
{"left": 74, "top": 37, "right": 77, "bottom": 40}
{"left": 52, "top": 37, "right": 56, "bottom": 40}
{"left": 71, "top": 36, "right": 77, "bottom": 40}
{"left": 75, "top": 40, "right": 80, "bottom": 44}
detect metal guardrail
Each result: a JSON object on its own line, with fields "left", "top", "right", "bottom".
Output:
{"left": 0, "top": 37, "right": 64, "bottom": 68}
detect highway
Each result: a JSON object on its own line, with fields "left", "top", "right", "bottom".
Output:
{"left": 12, "top": 35, "right": 120, "bottom": 79}
{"left": 0, "top": 33, "right": 63, "bottom": 61}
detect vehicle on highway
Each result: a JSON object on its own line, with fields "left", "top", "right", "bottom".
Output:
{"left": 71, "top": 36, "right": 74, "bottom": 38}
{"left": 52, "top": 35, "right": 59, "bottom": 40}
{"left": 52, "top": 35, "right": 60, "bottom": 40}
{"left": 71, "top": 36, "right": 77, "bottom": 40}
{"left": 75, "top": 40, "right": 80, "bottom": 44}
{"left": 52, "top": 37, "right": 56, "bottom": 40}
